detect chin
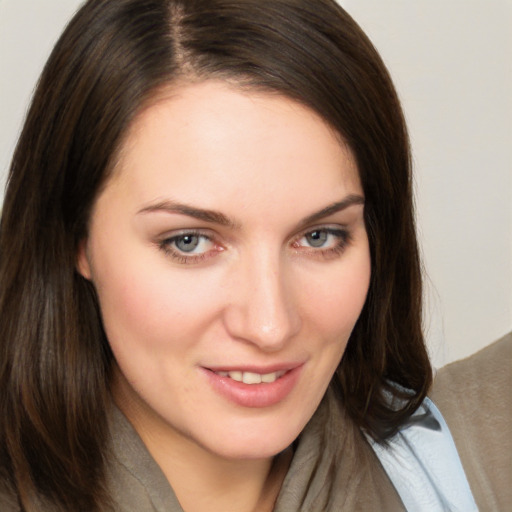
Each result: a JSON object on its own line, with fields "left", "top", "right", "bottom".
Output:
{"left": 205, "top": 438, "right": 293, "bottom": 461}
{"left": 195, "top": 413, "right": 307, "bottom": 461}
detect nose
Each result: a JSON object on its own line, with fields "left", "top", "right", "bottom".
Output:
{"left": 222, "top": 252, "right": 302, "bottom": 352}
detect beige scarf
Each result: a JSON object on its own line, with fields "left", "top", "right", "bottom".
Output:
{"left": 274, "top": 390, "right": 405, "bottom": 511}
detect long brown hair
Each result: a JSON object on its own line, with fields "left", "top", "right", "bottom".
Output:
{"left": 0, "top": 0, "right": 431, "bottom": 509}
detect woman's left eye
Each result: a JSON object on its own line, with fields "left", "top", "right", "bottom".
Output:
{"left": 294, "top": 228, "right": 350, "bottom": 255}
{"left": 303, "top": 230, "right": 331, "bottom": 248}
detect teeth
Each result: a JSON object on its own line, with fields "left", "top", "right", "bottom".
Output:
{"left": 228, "top": 371, "right": 243, "bottom": 382}
{"left": 261, "top": 372, "right": 277, "bottom": 383}
{"left": 216, "top": 370, "right": 285, "bottom": 384}
{"left": 243, "top": 372, "right": 262, "bottom": 384}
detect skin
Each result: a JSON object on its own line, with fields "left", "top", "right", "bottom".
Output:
{"left": 78, "top": 80, "right": 371, "bottom": 511}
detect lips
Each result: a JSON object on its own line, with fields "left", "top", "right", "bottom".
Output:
{"left": 202, "top": 364, "right": 303, "bottom": 408}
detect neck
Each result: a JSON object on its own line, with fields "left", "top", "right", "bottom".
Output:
{"left": 158, "top": 440, "right": 289, "bottom": 512}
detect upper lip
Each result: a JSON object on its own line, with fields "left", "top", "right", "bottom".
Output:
{"left": 203, "top": 362, "right": 304, "bottom": 374}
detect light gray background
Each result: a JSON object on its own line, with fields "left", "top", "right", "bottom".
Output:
{"left": 1, "top": 0, "right": 511, "bottom": 366}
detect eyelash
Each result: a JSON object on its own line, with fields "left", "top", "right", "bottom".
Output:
{"left": 158, "top": 227, "right": 351, "bottom": 264}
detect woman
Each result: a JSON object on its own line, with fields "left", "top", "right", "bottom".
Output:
{"left": 0, "top": 0, "right": 502, "bottom": 510}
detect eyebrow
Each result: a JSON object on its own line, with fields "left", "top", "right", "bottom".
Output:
{"left": 296, "top": 194, "right": 365, "bottom": 228}
{"left": 137, "top": 193, "right": 364, "bottom": 229}
{"left": 138, "top": 200, "right": 240, "bottom": 229}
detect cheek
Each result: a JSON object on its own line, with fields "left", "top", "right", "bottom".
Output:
{"left": 301, "top": 249, "right": 371, "bottom": 340}
{"left": 92, "top": 250, "right": 225, "bottom": 355}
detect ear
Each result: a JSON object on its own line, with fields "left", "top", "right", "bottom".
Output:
{"left": 76, "top": 238, "right": 93, "bottom": 280}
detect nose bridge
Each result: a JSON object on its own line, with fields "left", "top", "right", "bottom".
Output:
{"left": 225, "top": 246, "right": 301, "bottom": 350}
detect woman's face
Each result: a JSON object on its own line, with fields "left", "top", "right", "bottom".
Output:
{"left": 78, "top": 80, "right": 371, "bottom": 461}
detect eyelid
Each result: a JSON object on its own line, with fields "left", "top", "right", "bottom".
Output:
{"left": 160, "top": 227, "right": 212, "bottom": 239}
{"left": 294, "top": 223, "right": 348, "bottom": 241}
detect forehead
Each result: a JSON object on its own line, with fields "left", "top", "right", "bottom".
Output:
{"left": 103, "top": 80, "right": 362, "bottom": 217}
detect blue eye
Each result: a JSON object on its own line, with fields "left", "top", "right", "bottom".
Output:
{"left": 294, "top": 227, "right": 351, "bottom": 259}
{"left": 160, "top": 231, "right": 216, "bottom": 261}
{"left": 174, "top": 234, "right": 201, "bottom": 253}
{"left": 305, "top": 230, "right": 329, "bottom": 248}
{"left": 299, "top": 228, "right": 347, "bottom": 249}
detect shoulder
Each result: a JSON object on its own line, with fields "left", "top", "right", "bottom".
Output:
{"left": 431, "top": 332, "right": 511, "bottom": 425}
{"left": 432, "top": 332, "right": 511, "bottom": 403}
{"left": 430, "top": 332, "right": 512, "bottom": 511}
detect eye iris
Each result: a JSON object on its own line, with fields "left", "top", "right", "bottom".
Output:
{"left": 306, "top": 230, "right": 328, "bottom": 248}
{"left": 175, "top": 235, "right": 200, "bottom": 252}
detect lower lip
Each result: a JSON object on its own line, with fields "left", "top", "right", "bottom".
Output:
{"left": 202, "top": 366, "right": 303, "bottom": 408}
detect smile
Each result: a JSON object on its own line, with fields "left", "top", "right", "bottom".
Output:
{"left": 203, "top": 364, "right": 303, "bottom": 408}
{"left": 213, "top": 370, "right": 287, "bottom": 384}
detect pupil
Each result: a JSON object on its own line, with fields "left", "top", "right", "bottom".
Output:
{"left": 307, "top": 230, "right": 327, "bottom": 247}
{"left": 176, "top": 235, "right": 199, "bottom": 252}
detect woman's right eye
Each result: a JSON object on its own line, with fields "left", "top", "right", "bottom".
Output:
{"left": 158, "top": 231, "right": 218, "bottom": 263}
{"left": 172, "top": 234, "right": 211, "bottom": 253}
